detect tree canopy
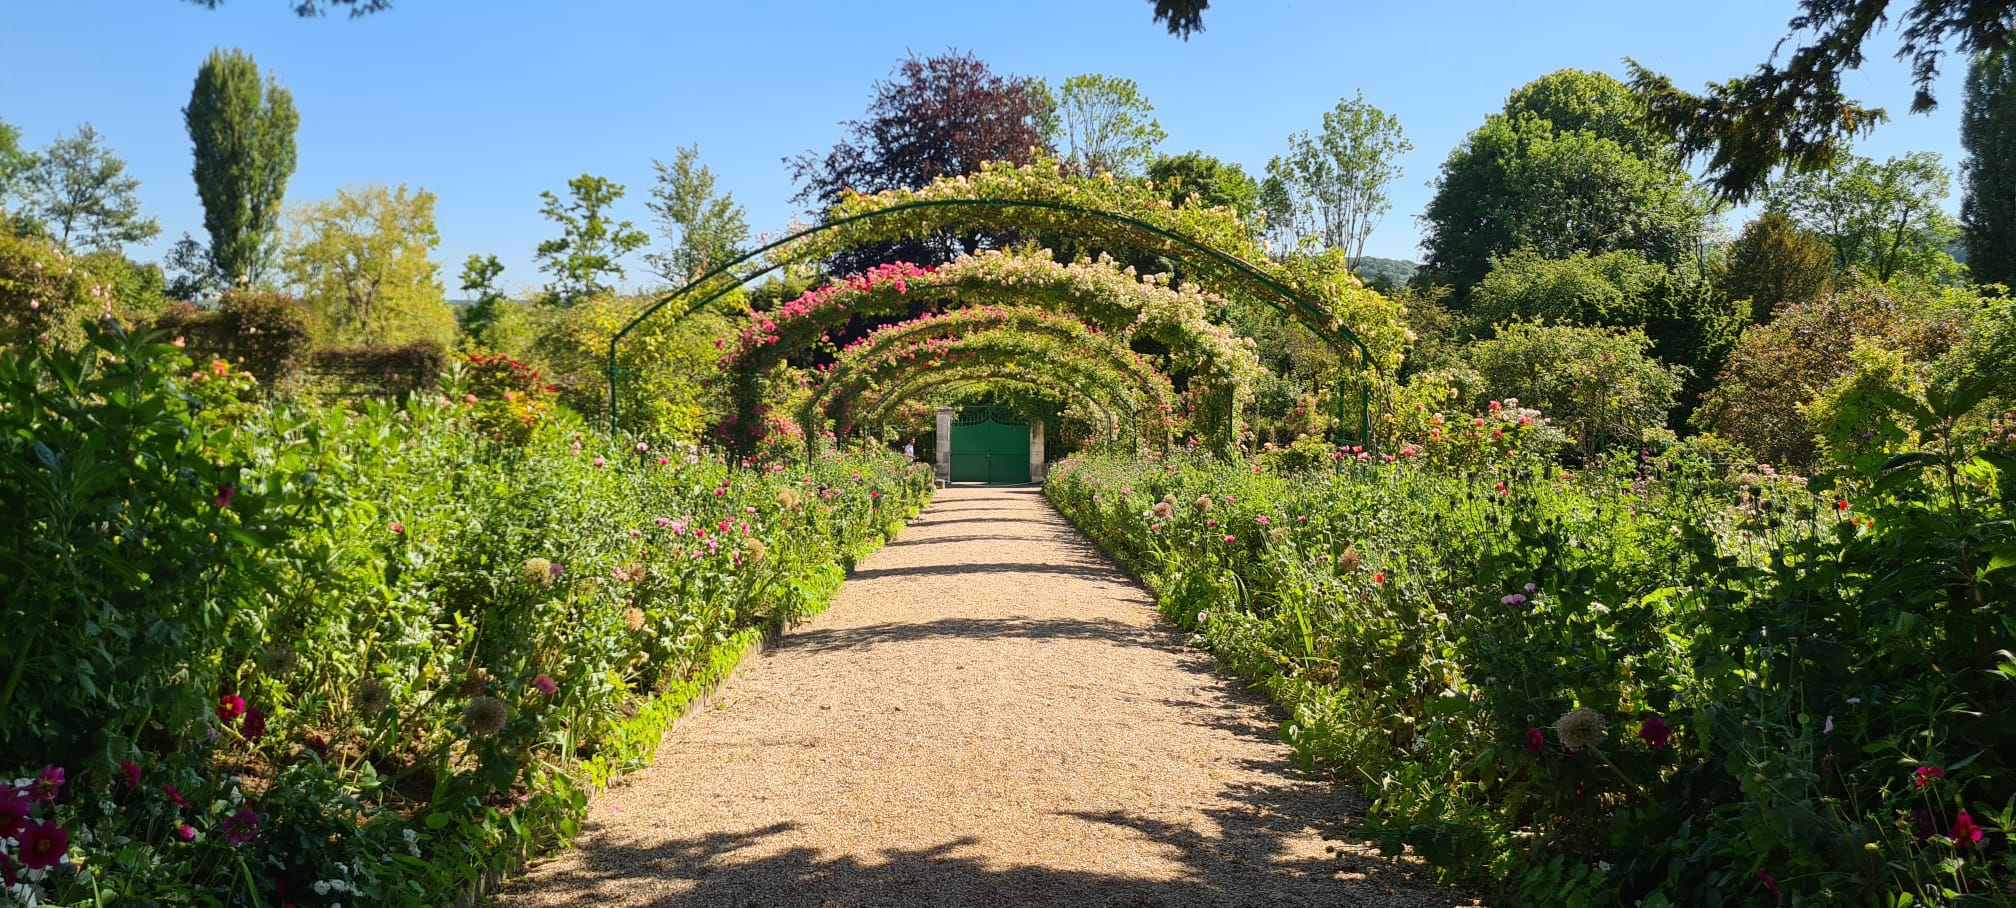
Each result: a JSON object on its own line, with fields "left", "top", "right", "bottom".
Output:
{"left": 20, "top": 124, "right": 160, "bottom": 253}
{"left": 644, "top": 145, "right": 749, "bottom": 286}
{"left": 281, "top": 183, "right": 451, "bottom": 346}
{"left": 184, "top": 47, "right": 298, "bottom": 288}
{"left": 1765, "top": 150, "right": 1963, "bottom": 283}
{"left": 1147, "top": 151, "right": 1262, "bottom": 222}
{"left": 534, "top": 174, "right": 648, "bottom": 306}
{"left": 1260, "top": 91, "right": 1411, "bottom": 264}
{"left": 1962, "top": 47, "right": 2016, "bottom": 287}
{"left": 1629, "top": 0, "right": 2016, "bottom": 201}
{"left": 1033, "top": 74, "right": 1167, "bottom": 176}
{"left": 1717, "top": 211, "right": 1837, "bottom": 322}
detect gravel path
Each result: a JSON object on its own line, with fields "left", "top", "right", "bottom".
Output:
{"left": 495, "top": 485, "right": 1475, "bottom": 908}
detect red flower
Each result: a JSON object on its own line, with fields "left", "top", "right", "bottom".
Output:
{"left": 1756, "top": 869, "right": 1782, "bottom": 901}
{"left": 1914, "top": 765, "right": 1945, "bottom": 787}
{"left": 18, "top": 820, "right": 70, "bottom": 870}
{"left": 1525, "top": 728, "right": 1545, "bottom": 755}
{"left": 119, "top": 758, "right": 141, "bottom": 789}
{"left": 1372, "top": 572, "right": 1387, "bottom": 583}
{"left": 1638, "top": 716, "right": 1672, "bottom": 749}
{"left": 216, "top": 694, "right": 246, "bottom": 723}
{"left": 215, "top": 482, "right": 236, "bottom": 509}
{"left": 1835, "top": 500, "right": 1849, "bottom": 511}
{"left": 28, "top": 765, "right": 63, "bottom": 803}
{"left": 0, "top": 785, "right": 30, "bottom": 838}
{"left": 242, "top": 705, "right": 267, "bottom": 741}
{"left": 162, "top": 783, "right": 190, "bottom": 809}
{"left": 1952, "top": 811, "right": 1984, "bottom": 847}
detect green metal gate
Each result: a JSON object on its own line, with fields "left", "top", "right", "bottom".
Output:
{"left": 949, "top": 406, "right": 1031, "bottom": 483}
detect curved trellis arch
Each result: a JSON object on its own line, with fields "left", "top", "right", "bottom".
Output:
{"left": 853, "top": 365, "right": 1135, "bottom": 440}
{"left": 804, "top": 306, "right": 1176, "bottom": 443}
{"left": 609, "top": 166, "right": 1389, "bottom": 447}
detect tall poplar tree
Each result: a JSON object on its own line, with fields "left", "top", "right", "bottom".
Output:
{"left": 184, "top": 48, "right": 299, "bottom": 288}
{"left": 1962, "top": 48, "right": 2016, "bottom": 288}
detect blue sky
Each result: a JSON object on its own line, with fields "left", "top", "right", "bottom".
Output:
{"left": 0, "top": 0, "right": 1974, "bottom": 294}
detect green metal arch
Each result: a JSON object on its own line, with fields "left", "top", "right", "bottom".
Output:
{"left": 822, "top": 339, "right": 1165, "bottom": 444}
{"left": 856, "top": 371, "right": 1124, "bottom": 435}
{"left": 608, "top": 198, "right": 1375, "bottom": 448}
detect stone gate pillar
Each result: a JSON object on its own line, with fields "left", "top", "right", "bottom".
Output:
{"left": 934, "top": 406, "right": 953, "bottom": 485}
{"left": 1029, "top": 417, "right": 1046, "bottom": 483}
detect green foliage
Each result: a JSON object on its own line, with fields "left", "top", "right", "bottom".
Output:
{"left": 1048, "top": 401, "right": 2016, "bottom": 904}
{"left": 456, "top": 252, "right": 508, "bottom": 345}
{"left": 18, "top": 123, "right": 160, "bottom": 252}
{"left": 154, "top": 288, "right": 315, "bottom": 386}
{"left": 1767, "top": 151, "right": 1966, "bottom": 284}
{"left": 0, "top": 325, "right": 934, "bottom": 904}
{"left": 1962, "top": 48, "right": 2016, "bottom": 288}
{"left": 535, "top": 174, "right": 648, "bottom": 307}
{"left": 0, "top": 115, "right": 32, "bottom": 202}
{"left": 1146, "top": 150, "right": 1261, "bottom": 224}
{"left": 184, "top": 47, "right": 299, "bottom": 287}
{"left": 1419, "top": 71, "right": 1715, "bottom": 300}
{"left": 1350, "top": 256, "right": 1416, "bottom": 294}
{"left": 643, "top": 144, "right": 750, "bottom": 285}
{"left": 1463, "top": 320, "right": 1684, "bottom": 461}
{"left": 1031, "top": 73, "right": 1167, "bottom": 176}
{"left": 1717, "top": 211, "right": 1837, "bottom": 323}
{"left": 0, "top": 230, "right": 98, "bottom": 349}
{"left": 1628, "top": 0, "right": 2009, "bottom": 201}
{"left": 282, "top": 183, "right": 454, "bottom": 346}
{"left": 564, "top": 290, "right": 738, "bottom": 440}
{"left": 1259, "top": 91, "right": 1411, "bottom": 263}
{"left": 1695, "top": 285, "right": 1972, "bottom": 468}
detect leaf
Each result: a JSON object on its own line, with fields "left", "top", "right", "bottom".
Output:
{"left": 1880, "top": 452, "right": 1934, "bottom": 474}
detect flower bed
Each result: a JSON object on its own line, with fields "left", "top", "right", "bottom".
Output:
{"left": 1, "top": 324, "right": 934, "bottom": 906}
{"left": 1045, "top": 419, "right": 2015, "bottom": 905}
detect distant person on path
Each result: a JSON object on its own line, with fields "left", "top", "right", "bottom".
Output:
{"left": 902, "top": 438, "right": 916, "bottom": 460}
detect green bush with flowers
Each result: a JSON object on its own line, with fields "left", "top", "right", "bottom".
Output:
{"left": 1047, "top": 389, "right": 2016, "bottom": 906}
{"left": 0, "top": 321, "right": 933, "bottom": 906}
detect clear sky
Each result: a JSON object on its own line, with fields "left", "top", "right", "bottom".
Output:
{"left": 0, "top": 0, "right": 1974, "bottom": 294}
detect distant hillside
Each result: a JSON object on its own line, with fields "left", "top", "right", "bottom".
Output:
{"left": 1351, "top": 257, "right": 1418, "bottom": 292}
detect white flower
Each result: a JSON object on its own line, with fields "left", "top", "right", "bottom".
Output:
{"left": 314, "top": 881, "right": 331, "bottom": 896}
{"left": 1557, "top": 708, "right": 1608, "bottom": 751}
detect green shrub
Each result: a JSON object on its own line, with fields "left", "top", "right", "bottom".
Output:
{"left": 1463, "top": 320, "right": 1683, "bottom": 461}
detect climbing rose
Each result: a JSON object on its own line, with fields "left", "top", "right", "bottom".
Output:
{"left": 119, "top": 759, "right": 141, "bottom": 789}
{"left": 1914, "top": 765, "right": 1945, "bottom": 787}
{"left": 1638, "top": 716, "right": 1672, "bottom": 749}
{"left": 1525, "top": 728, "right": 1545, "bottom": 755}
{"left": 18, "top": 821, "right": 69, "bottom": 870}
{"left": 1952, "top": 811, "right": 1984, "bottom": 846}
{"left": 28, "top": 766, "right": 63, "bottom": 802}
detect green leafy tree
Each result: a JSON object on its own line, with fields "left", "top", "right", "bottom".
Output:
{"left": 457, "top": 253, "right": 507, "bottom": 345}
{"left": 184, "top": 47, "right": 299, "bottom": 287}
{"left": 1419, "top": 73, "right": 1715, "bottom": 301}
{"left": 281, "top": 183, "right": 452, "bottom": 345}
{"left": 1628, "top": 0, "right": 2016, "bottom": 201}
{"left": 1032, "top": 74, "right": 1167, "bottom": 176}
{"left": 20, "top": 124, "right": 160, "bottom": 252}
{"left": 1962, "top": 47, "right": 2016, "bottom": 287}
{"left": 534, "top": 174, "right": 648, "bottom": 307}
{"left": 0, "top": 117, "right": 32, "bottom": 208}
{"left": 1146, "top": 151, "right": 1260, "bottom": 221}
{"left": 643, "top": 145, "right": 749, "bottom": 285}
{"left": 1718, "top": 212, "right": 1838, "bottom": 322}
{"left": 1766, "top": 151, "right": 1963, "bottom": 283}
{"left": 1260, "top": 91, "right": 1411, "bottom": 264}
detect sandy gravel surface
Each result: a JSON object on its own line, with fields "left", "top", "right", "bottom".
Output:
{"left": 494, "top": 485, "right": 1476, "bottom": 908}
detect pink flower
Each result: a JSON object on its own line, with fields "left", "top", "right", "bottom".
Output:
{"left": 18, "top": 821, "right": 69, "bottom": 870}
{"left": 175, "top": 823, "right": 196, "bottom": 841}
{"left": 533, "top": 674, "right": 559, "bottom": 696}
{"left": 222, "top": 807, "right": 261, "bottom": 846}
{"left": 28, "top": 766, "right": 63, "bottom": 803}
{"left": 1756, "top": 869, "right": 1782, "bottom": 901}
{"left": 242, "top": 706, "right": 267, "bottom": 741}
{"left": 1915, "top": 765, "right": 1945, "bottom": 787}
{"left": 1952, "top": 811, "right": 1984, "bottom": 846}
{"left": 119, "top": 758, "right": 141, "bottom": 789}
{"left": 0, "top": 785, "right": 29, "bottom": 838}
{"left": 1255, "top": 516, "right": 1270, "bottom": 525}
{"left": 1638, "top": 716, "right": 1672, "bottom": 749}
{"left": 216, "top": 694, "right": 246, "bottom": 723}
{"left": 388, "top": 521, "right": 405, "bottom": 535}
{"left": 1223, "top": 534, "right": 1236, "bottom": 543}
{"left": 593, "top": 457, "right": 606, "bottom": 468}
{"left": 215, "top": 482, "right": 236, "bottom": 509}
{"left": 1525, "top": 728, "right": 1545, "bottom": 755}
{"left": 1501, "top": 594, "right": 1527, "bottom": 606}
{"left": 162, "top": 784, "right": 190, "bottom": 809}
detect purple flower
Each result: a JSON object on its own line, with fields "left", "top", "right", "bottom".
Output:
{"left": 222, "top": 807, "right": 261, "bottom": 846}
{"left": 18, "top": 821, "right": 69, "bottom": 870}
{"left": 1525, "top": 728, "right": 1545, "bottom": 755}
{"left": 1638, "top": 716, "right": 1672, "bottom": 749}
{"left": 162, "top": 783, "right": 190, "bottom": 809}
{"left": 28, "top": 765, "right": 63, "bottom": 803}
{"left": 1501, "top": 594, "right": 1527, "bottom": 607}
{"left": 0, "top": 785, "right": 30, "bottom": 838}
{"left": 242, "top": 706, "right": 267, "bottom": 741}
{"left": 119, "top": 758, "right": 141, "bottom": 789}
